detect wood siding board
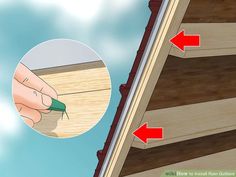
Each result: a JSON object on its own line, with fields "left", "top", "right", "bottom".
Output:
{"left": 121, "top": 130, "right": 236, "bottom": 176}
{"left": 33, "top": 61, "right": 111, "bottom": 137}
{"left": 147, "top": 55, "right": 236, "bottom": 110}
{"left": 34, "top": 90, "right": 110, "bottom": 137}
{"left": 133, "top": 98, "right": 236, "bottom": 149}
{"left": 35, "top": 61, "right": 111, "bottom": 95}
{"left": 183, "top": 0, "right": 236, "bottom": 23}
{"left": 170, "top": 23, "right": 236, "bottom": 58}
{"left": 124, "top": 148, "right": 236, "bottom": 177}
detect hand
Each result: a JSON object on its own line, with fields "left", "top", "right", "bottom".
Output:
{"left": 13, "top": 63, "right": 58, "bottom": 127}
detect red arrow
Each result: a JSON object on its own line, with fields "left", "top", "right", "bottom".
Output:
{"left": 170, "top": 30, "right": 200, "bottom": 52}
{"left": 133, "top": 123, "right": 163, "bottom": 144}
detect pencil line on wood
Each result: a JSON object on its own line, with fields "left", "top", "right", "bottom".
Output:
{"left": 58, "top": 88, "right": 111, "bottom": 96}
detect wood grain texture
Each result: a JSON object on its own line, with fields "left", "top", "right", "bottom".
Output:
{"left": 33, "top": 61, "right": 111, "bottom": 138}
{"left": 34, "top": 90, "right": 110, "bottom": 137}
{"left": 133, "top": 98, "right": 236, "bottom": 149}
{"left": 170, "top": 23, "right": 236, "bottom": 58}
{"left": 183, "top": 0, "right": 236, "bottom": 23}
{"left": 35, "top": 61, "right": 111, "bottom": 95}
{"left": 121, "top": 130, "right": 236, "bottom": 176}
{"left": 147, "top": 55, "right": 236, "bottom": 110}
{"left": 124, "top": 148, "right": 236, "bottom": 177}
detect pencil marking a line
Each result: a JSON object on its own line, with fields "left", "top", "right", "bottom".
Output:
{"left": 58, "top": 88, "right": 111, "bottom": 96}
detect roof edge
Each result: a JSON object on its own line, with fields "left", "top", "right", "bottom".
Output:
{"left": 94, "top": 0, "right": 165, "bottom": 176}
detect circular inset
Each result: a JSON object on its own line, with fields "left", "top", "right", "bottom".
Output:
{"left": 12, "top": 39, "right": 111, "bottom": 138}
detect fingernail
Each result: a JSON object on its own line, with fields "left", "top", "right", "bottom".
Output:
{"left": 42, "top": 94, "right": 52, "bottom": 107}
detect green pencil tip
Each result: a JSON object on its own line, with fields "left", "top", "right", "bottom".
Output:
{"left": 48, "top": 98, "right": 66, "bottom": 112}
{"left": 47, "top": 98, "right": 70, "bottom": 120}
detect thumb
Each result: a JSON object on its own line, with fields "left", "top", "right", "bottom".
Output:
{"left": 13, "top": 79, "right": 52, "bottom": 110}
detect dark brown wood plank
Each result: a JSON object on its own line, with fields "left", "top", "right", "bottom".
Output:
{"left": 183, "top": 0, "right": 236, "bottom": 23}
{"left": 147, "top": 55, "right": 236, "bottom": 111}
{"left": 120, "top": 130, "right": 236, "bottom": 176}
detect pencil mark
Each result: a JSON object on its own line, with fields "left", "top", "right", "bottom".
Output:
{"left": 61, "top": 111, "right": 70, "bottom": 120}
{"left": 58, "top": 88, "right": 111, "bottom": 96}
{"left": 65, "top": 111, "right": 70, "bottom": 120}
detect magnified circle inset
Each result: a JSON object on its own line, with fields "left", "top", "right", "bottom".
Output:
{"left": 12, "top": 39, "right": 111, "bottom": 138}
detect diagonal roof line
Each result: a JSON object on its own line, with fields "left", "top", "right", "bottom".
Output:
{"left": 94, "top": 0, "right": 167, "bottom": 176}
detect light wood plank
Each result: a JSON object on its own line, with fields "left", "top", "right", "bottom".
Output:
{"left": 35, "top": 61, "right": 111, "bottom": 95}
{"left": 133, "top": 98, "right": 236, "bottom": 149}
{"left": 124, "top": 149, "right": 236, "bottom": 177}
{"left": 170, "top": 23, "right": 236, "bottom": 58}
{"left": 103, "top": 1, "right": 190, "bottom": 176}
{"left": 32, "top": 61, "right": 111, "bottom": 138}
{"left": 34, "top": 89, "right": 110, "bottom": 137}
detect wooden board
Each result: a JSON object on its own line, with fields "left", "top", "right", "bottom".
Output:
{"left": 123, "top": 148, "right": 236, "bottom": 177}
{"left": 170, "top": 23, "right": 236, "bottom": 58}
{"left": 34, "top": 90, "right": 110, "bottom": 137}
{"left": 102, "top": 1, "right": 190, "bottom": 176}
{"left": 133, "top": 98, "right": 236, "bottom": 149}
{"left": 147, "top": 55, "right": 236, "bottom": 111}
{"left": 121, "top": 130, "right": 236, "bottom": 176}
{"left": 33, "top": 61, "right": 111, "bottom": 138}
{"left": 183, "top": 0, "right": 236, "bottom": 23}
{"left": 34, "top": 61, "right": 111, "bottom": 95}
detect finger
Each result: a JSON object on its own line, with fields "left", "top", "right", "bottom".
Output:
{"left": 16, "top": 104, "right": 42, "bottom": 123}
{"left": 14, "top": 63, "right": 57, "bottom": 99}
{"left": 13, "top": 79, "right": 52, "bottom": 110}
{"left": 23, "top": 117, "right": 34, "bottom": 127}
